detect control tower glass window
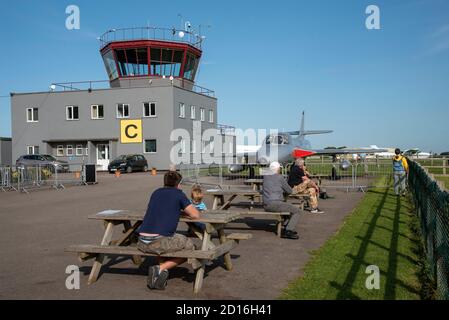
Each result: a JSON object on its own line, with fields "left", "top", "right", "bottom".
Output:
{"left": 102, "top": 51, "right": 119, "bottom": 80}
{"left": 115, "top": 48, "right": 149, "bottom": 77}
{"left": 150, "top": 48, "right": 162, "bottom": 76}
{"left": 184, "top": 53, "right": 198, "bottom": 81}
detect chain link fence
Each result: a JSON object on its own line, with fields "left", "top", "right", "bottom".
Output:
{"left": 408, "top": 160, "right": 449, "bottom": 300}
{"left": 0, "top": 164, "right": 87, "bottom": 193}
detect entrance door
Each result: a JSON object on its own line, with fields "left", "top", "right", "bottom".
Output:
{"left": 96, "top": 144, "right": 110, "bottom": 171}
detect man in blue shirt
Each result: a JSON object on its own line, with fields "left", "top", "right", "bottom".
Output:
{"left": 137, "top": 171, "right": 200, "bottom": 290}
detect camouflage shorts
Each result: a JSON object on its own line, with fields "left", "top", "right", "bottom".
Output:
{"left": 137, "top": 233, "right": 195, "bottom": 255}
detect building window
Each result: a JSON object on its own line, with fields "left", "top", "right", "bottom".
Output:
{"left": 76, "top": 145, "right": 84, "bottom": 156}
{"left": 200, "top": 108, "right": 205, "bottom": 121}
{"left": 209, "top": 109, "right": 214, "bottom": 123}
{"left": 116, "top": 103, "right": 129, "bottom": 118}
{"left": 179, "top": 103, "right": 185, "bottom": 118}
{"left": 85, "top": 147, "right": 89, "bottom": 156}
{"left": 191, "top": 140, "right": 196, "bottom": 154}
{"left": 201, "top": 141, "right": 206, "bottom": 154}
{"left": 66, "top": 145, "right": 74, "bottom": 156}
{"left": 209, "top": 140, "right": 215, "bottom": 154}
{"left": 180, "top": 139, "right": 186, "bottom": 153}
{"left": 26, "top": 108, "right": 38, "bottom": 122}
{"left": 66, "top": 106, "right": 79, "bottom": 120}
{"left": 190, "top": 106, "right": 196, "bottom": 119}
{"left": 27, "top": 146, "right": 39, "bottom": 155}
{"left": 144, "top": 139, "right": 157, "bottom": 153}
{"left": 91, "top": 105, "right": 104, "bottom": 119}
{"left": 57, "top": 145, "right": 64, "bottom": 157}
{"left": 143, "top": 102, "right": 156, "bottom": 117}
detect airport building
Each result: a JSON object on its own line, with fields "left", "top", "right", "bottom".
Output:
{"left": 10, "top": 27, "right": 234, "bottom": 170}
{"left": 0, "top": 137, "right": 12, "bottom": 166}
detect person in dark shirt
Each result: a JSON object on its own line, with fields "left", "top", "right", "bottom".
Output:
{"left": 288, "top": 158, "right": 324, "bottom": 214}
{"left": 137, "top": 171, "right": 200, "bottom": 290}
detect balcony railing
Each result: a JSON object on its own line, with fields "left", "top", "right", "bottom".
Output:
{"left": 99, "top": 27, "right": 204, "bottom": 50}
{"left": 49, "top": 79, "right": 215, "bottom": 97}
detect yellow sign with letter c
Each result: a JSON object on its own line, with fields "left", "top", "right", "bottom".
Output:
{"left": 120, "top": 119, "right": 142, "bottom": 143}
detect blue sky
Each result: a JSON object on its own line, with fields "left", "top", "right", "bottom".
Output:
{"left": 0, "top": 0, "right": 448, "bottom": 152}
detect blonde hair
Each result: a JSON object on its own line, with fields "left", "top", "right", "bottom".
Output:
{"left": 191, "top": 185, "right": 203, "bottom": 202}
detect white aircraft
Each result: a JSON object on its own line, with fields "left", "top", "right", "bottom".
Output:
{"left": 230, "top": 112, "right": 386, "bottom": 173}
{"left": 403, "top": 148, "right": 431, "bottom": 159}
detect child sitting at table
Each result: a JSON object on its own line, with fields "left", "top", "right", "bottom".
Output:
{"left": 190, "top": 185, "right": 207, "bottom": 232}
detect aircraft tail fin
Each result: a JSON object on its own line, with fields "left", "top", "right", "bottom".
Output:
{"left": 295, "top": 111, "right": 332, "bottom": 137}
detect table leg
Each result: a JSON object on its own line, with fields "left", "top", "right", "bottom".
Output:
{"left": 212, "top": 196, "right": 219, "bottom": 210}
{"left": 88, "top": 221, "right": 114, "bottom": 285}
{"left": 277, "top": 218, "right": 283, "bottom": 238}
{"left": 122, "top": 221, "right": 142, "bottom": 265}
{"left": 219, "top": 195, "right": 237, "bottom": 210}
{"left": 218, "top": 228, "right": 233, "bottom": 271}
{"left": 193, "top": 230, "right": 211, "bottom": 294}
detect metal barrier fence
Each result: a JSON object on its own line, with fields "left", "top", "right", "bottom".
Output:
{"left": 0, "top": 164, "right": 87, "bottom": 193}
{"left": 179, "top": 159, "right": 393, "bottom": 191}
{"left": 408, "top": 160, "right": 449, "bottom": 299}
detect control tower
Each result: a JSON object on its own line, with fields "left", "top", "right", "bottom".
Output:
{"left": 99, "top": 27, "right": 203, "bottom": 89}
{"left": 11, "top": 26, "right": 234, "bottom": 170}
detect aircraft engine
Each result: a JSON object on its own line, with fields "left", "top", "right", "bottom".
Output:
{"left": 340, "top": 159, "right": 351, "bottom": 170}
{"left": 228, "top": 164, "right": 246, "bottom": 173}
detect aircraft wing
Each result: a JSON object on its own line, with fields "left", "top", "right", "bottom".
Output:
{"left": 312, "top": 148, "right": 388, "bottom": 155}
{"left": 292, "top": 147, "right": 388, "bottom": 158}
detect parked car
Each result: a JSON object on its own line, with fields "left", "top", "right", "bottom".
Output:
{"left": 108, "top": 154, "right": 148, "bottom": 173}
{"left": 16, "top": 154, "right": 70, "bottom": 172}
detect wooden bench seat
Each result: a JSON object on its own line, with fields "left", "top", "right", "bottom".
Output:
{"left": 210, "top": 210, "right": 290, "bottom": 237}
{"left": 66, "top": 241, "right": 237, "bottom": 261}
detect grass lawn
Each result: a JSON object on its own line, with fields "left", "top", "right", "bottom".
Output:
{"left": 434, "top": 175, "right": 449, "bottom": 190}
{"left": 280, "top": 176, "right": 423, "bottom": 300}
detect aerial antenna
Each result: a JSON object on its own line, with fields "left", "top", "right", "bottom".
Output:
{"left": 299, "top": 110, "right": 305, "bottom": 136}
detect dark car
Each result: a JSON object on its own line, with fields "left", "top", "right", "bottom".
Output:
{"left": 16, "top": 154, "right": 70, "bottom": 172}
{"left": 108, "top": 154, "right": 148, "bottom": 173}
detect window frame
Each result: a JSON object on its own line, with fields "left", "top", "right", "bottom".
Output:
{"left": 116, "top": 103, "right": 130, "bottom": 119}
{"left": 66, "top": 145, "right": 74, "bottom": 156}
{"left": 56, "top": 145, "right": 64, "bottom": 157}
{"left": 26, "top": 107, "right": 38, "bottom": 123}
{"left": 200, "top": 108, "right": 205, "bottom": 121}
{"left": 27, "top": 146, "right": 39, "bottom": 155}
{"left": 143, "top": 102, "right": 157, "bottom": 118}
{"left": 209, "top": 109, "right": 214, "bottom": 123}
{"left": 143, "top": 139, "right": 157, "bottom": 154}
{"left": 66, "top": 106, "right": 79, "bottom": 121}
{"left": 76, "top": 145, "right": 84, "bottom": 156}
{"left": 190, "top": 105, "right": 196, "bottom": 119}
{"left": 179, "top": 103, "right": 185, "bottom": 118}
{"left": 91, "top": 104, "right": 104, "bottom": 120}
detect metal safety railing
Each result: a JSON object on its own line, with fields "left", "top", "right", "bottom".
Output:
{"left": 408, "top": 160, "right": 449, "bottom": 300}
{"left": 98, "top": 26, "right": 204, "bottom": 50}
{"left": 0, "top": 164, "right": 87, "bottom": 194}
{"left": 179, "top": 158, "right": 394, "bottom": 191}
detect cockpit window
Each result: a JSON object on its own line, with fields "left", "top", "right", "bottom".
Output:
{"left": 265, "top": 134, "right": 288, "bottom": 145}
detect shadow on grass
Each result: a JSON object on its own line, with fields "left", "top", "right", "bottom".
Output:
{"left": 331, "top": 188, "right": 418, "bottom": 299}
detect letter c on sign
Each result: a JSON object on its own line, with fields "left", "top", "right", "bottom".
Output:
{"left": 125, "top": 124, "right": 138, "bottom": 139}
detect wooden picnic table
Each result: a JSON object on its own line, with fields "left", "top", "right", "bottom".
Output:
{"left": 205, "top": 189, "right": 261, "bottom": 210}
{"left": 244, "top": 179, "right": 264, "bottom": 191}
{"left": 66, "top": 209, "right": 246, "bottom": 293}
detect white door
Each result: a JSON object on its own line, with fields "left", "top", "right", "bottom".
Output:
{"left": 96, "top": 144, "right": 110, "bottom": 171}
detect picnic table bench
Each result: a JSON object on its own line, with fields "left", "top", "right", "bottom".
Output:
{"left": 210, "top": 209, "right": 290, "bottom": 237}
{"left": 205, "top": 189, "right": 261, "bottom": 210}
{"left": 65, "top": 210, "right": 250, "bottom": 293}
{"left": 244, "top": 179, "right": 264, "bottom": 191}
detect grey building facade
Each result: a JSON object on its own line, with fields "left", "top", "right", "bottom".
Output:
{"left": 0, "top": 137, "right": 12, "bottom": 165}
{"left": 10, "top": 27, "right": 235, "bottom": 170}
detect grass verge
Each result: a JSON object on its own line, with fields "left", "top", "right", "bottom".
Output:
{"left": 280, "top": 176, "right": 427, "bottom": 300}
